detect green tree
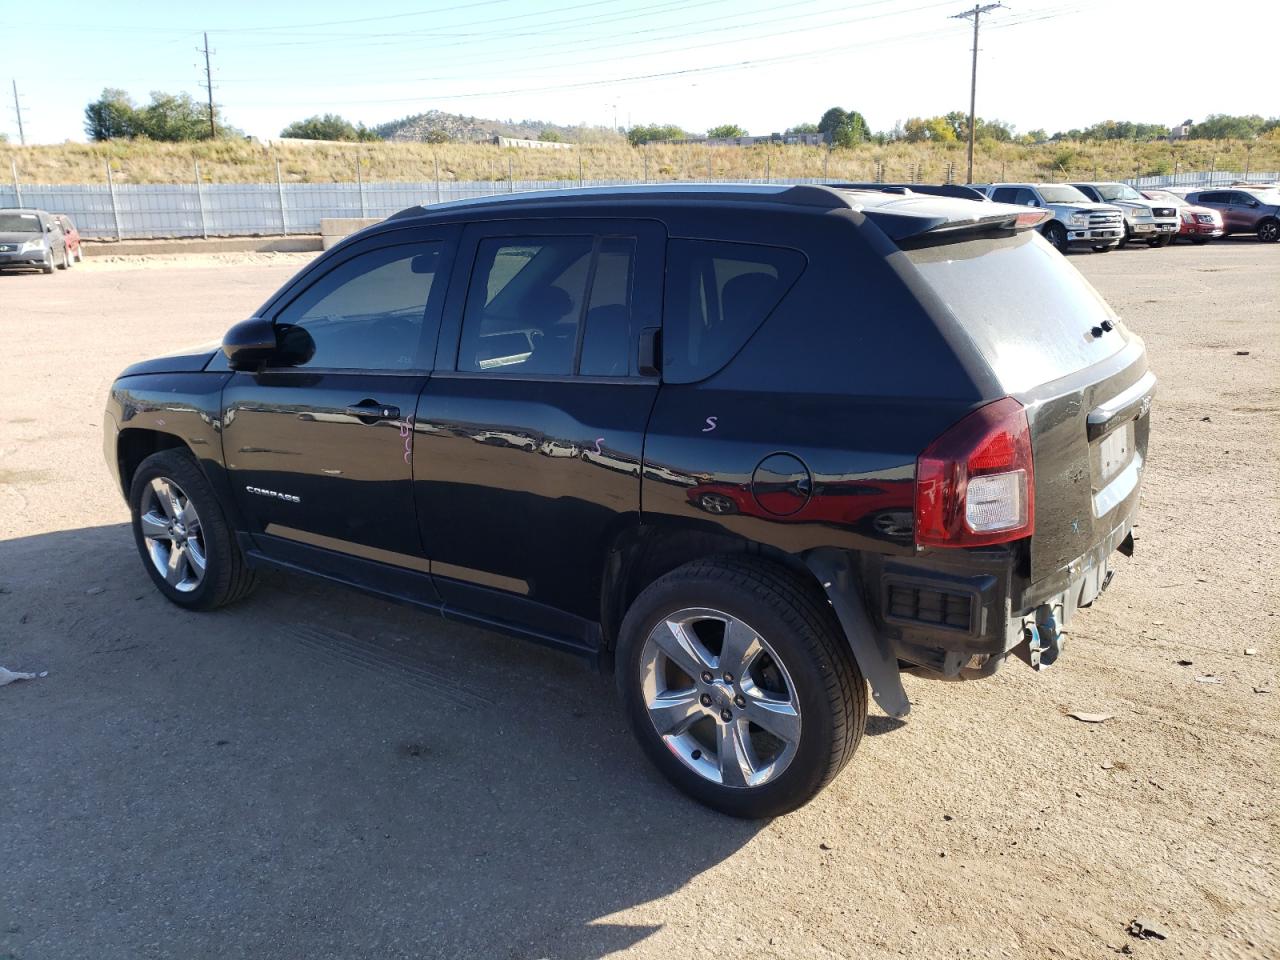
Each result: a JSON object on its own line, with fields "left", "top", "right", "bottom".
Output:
{"left": 423, "top": 129, "right": 452, "bottom": 143}
{"left": 626, "top": 123, "right": 686, "bottom": 145}
{"left": 1190, "top": 114, "right": 1271, "bottom": 139}
{"left": 707, "top": 123, "right": 747, "bottom": 138}
{"left": 137, "top": 92, "right": 217, "bottom": 141}
{"left": 976, "top": 118, "right": 1013, "bottom": 142}
{"left": 84, "top": 88, "right": 139, "bottom": 141}
{"left": 538, "top": 129, "right": 563, "bottom": 142}
{"left": 786, "top": 122, "right": 819, "bottom": 135}
{"left": 280, "top": 113, "right": 379, "bottom": 141}
{"left": 943, "top": 110, "right": 969, "bottom": 140}
{"left": 818, "top": 107, "right": 868, "bottom": 147}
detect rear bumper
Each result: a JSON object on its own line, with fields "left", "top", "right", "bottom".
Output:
{"left": 859, "top": 508, "right": 1137, "bottom": 679}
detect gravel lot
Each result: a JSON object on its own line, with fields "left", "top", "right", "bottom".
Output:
{"left": 0, "top": 241, "right": 1275, "bottom": 960}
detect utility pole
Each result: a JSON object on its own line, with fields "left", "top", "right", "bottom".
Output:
{"left": 11, "top": 79, "right": 25, "bottom": 146}
{"left": 950, "top": 3, "right": 1003, "bottom": 184}
{"left": 200, "top": 32, "right": 216, "bottom": 138}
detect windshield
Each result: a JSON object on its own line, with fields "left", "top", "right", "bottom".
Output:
{"left": 1038, "top": 185, "right": 1090, "bottom": 203}
{"left": 1096, "top": 184, "right": 1143, "bottom": 201}
{"left": 0, "top": 212, "right": 41, "bottom": 233}
{"left": 1243, "top": 189, "right": 1280, "bottom": 204}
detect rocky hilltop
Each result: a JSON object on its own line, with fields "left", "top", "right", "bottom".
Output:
{"left": 373, "top": 109, "right": 619, "bottom": 143}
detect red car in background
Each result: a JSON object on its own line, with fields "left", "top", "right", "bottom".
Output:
{"left": 52, "top": 215, "right": 83, "bottom": 263}
{"left": 1140, "top": 189, "right": 1222, "bottom": 244}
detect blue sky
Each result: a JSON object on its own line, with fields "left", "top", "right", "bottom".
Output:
{"left": 4, "top": 0, "right": 1277, "bottom": 143}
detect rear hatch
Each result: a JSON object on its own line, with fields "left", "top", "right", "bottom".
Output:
{"left": 900, "top": 229, "right": 1153, "bottom": 582}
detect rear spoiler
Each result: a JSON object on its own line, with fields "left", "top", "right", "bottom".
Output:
{"left": 865, "top": 206, "right": 1051, "bottom": 243}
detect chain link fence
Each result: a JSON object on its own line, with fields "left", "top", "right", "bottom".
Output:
{"left": 1, "top": 170, "right": 1274, "bottom": 241}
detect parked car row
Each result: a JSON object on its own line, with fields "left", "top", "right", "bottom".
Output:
{"left": 967, "top": 182, "right": 1278, "bottom": 251}
{"left": 0, "top": 208, "right": 83, "bottom": 274}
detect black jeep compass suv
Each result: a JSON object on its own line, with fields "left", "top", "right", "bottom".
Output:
{"left": 103, "top": 185, "right": 1153, "bottom": 817}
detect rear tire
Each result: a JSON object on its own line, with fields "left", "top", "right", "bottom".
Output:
{"left": 74, "top": 245, "right": 84, "bottom": 262}
{"left": 1257, "top": 218, "right": 1279, "bottom": 243}
{"left": 128, "top": 448, "right": 257, "bottom": 611}
{"left": 1042, "top": 222, "right": 1068, "bottom": 254}
{"left": 616, "top": 557, "right": 867, "bottom": 818}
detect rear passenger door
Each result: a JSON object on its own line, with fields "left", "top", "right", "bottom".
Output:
{"left": 413, "top": 219, "right": 665, "bottom": 641}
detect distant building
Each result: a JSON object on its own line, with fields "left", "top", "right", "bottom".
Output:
{"left": 492, "top": 135, "right": 575, "bottom": 150}
{"left": 1169, "top": 122, "right": 1192, "bottom": 141}
{"left": 654, "top": 132, "right": 828, "bottom": 148}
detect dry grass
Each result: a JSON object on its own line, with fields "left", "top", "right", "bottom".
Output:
{"left": 3, "top": 137, "right": 1278, "bottom": 186}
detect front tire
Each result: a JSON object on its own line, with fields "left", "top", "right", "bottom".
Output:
{"left": 616, "top": 557, "right": 866, "bottom": 818}
{"left": 1042, "top": 221, "right": 1068, "bottom": 254}
{"left": 1092, "top": 242, "right": 1116, "bottom": 252}
{"left": 129, "top": 448, "right": 257, "bottom": 610}
{"left": 41, "top": 251, "right": 54, "bottom": 274}
{"left": 1257, "top": 218, "right": 1280, "bottom": 243}
{"left": 1148, "top": 234, "right": 1172, "bottom": 248}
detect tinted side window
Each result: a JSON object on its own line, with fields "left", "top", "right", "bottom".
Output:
{"left": 458, "top": 236, "right": 594, "bottom": 375}
{"left": 1198, "top": 192, "right": 1227, "bottom": 203}
{"left": 579, "top": 237, "right": 637, "bottom": 377}
{"left": 991, "top": 187, "right": 1019, "bottom": 204}
{"left": 274, "top": 242, "right": 444, "bottom": 371}
{"left": 1015, "top": 188, "right": 1038, "bottom": 206}
{"left": 662, "top": 239, "right": 805, "bottom": 384}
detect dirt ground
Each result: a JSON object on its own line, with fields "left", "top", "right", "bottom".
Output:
{"left": 0, "top": 240, "right": 1275, "bottom": 960}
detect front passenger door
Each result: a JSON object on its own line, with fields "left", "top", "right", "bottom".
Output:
{"left": 222, "top": 227, "right": 457, "bottom": 582}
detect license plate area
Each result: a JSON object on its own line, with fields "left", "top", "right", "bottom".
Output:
{"left": 1094, "top": 420, "right": 1135, "bottom": 487}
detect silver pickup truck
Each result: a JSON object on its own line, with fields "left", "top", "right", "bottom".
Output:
{"left": 978, "top": 183, "right": 1125, "bottom": 253}
{"left": 1071, "top": 182, "right": 1180, "bottom": 248}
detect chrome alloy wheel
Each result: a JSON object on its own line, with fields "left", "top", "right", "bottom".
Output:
{"left": 139, "top": 477, "right": 207, "bottom": 593}
{"left": 639, "top": 607, "right": 802, "bottom": 788}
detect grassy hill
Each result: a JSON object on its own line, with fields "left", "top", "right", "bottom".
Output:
{"left": 372, "top": 109, "right": 620, "bottom": 144}
{"left": 4, "top": 136, "right": 1277, "bottom": 186}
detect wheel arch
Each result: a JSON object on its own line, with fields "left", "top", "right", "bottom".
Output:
{"left": 116, "top": 428, "right": 189, "bottom": 499}
{"left": 599, "top": 523, "right": 911, "bottom": 719}
{"left": 598, "top": 520, "right": 813, "bottom": 666}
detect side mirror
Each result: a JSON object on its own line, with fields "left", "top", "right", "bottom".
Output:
{"left": 222, "top": 317, "right": 279, "bottom": 370}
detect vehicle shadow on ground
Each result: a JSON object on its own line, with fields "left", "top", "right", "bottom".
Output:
{"left": 0, "top": 524, "right": 764, "bottom": 960}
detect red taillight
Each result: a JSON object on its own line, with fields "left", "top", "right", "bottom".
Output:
{"left": 915, "top": 397, "right": 1035, "bottom": 548}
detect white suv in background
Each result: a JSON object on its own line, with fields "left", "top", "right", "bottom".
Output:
{"left": 978, "top": 183, "right": 1125, "bottom": 253}
{"left": 1070, "top": 182, "right": 1180, "bottom": 248}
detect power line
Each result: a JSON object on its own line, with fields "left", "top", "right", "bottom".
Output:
{"left": 218, "top": 0, "right": 937, "bottom": 86}
{"left": 950, "top": 2, "right": 1003, "bottom": 183}
{"left": 10, "top": 79, "right": 25, "bottom": 146}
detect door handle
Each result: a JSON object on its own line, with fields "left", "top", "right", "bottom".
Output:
{"left": 345, "top": 399, "right": 401, "bottom": 423}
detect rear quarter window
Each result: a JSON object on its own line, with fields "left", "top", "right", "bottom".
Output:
{"left": 906, "top": 231, "right": 1126, "bottom": 393}
{"left": 663, "top": 239, "right": 805, "bottom": 384}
